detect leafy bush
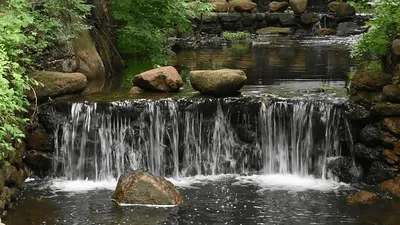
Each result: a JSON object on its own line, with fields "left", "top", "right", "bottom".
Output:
{"left": 110, "top": 0, "right": 214, "bottom": 64}
{"left": 223, "top": 31, "right": 249, "bottom": 42}
{"left": 351, "top": 0, "right": 400, "bottom": 58}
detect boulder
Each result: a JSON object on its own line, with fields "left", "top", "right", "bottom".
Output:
{"left": 350, "top": 70, "right": 392, "bottom": 92}
{"left": 383, "top": 85, "right": 400, "bottom": 102}
{"left": 290, "top": 0, "right": 307, "bottom": 14}
{"left": 327, "top": 2, "right": 340, "bottom": 12}
{"left": 112, "top": 170, "right": 184, "bottom": 205}
{"left": 2, "top": 165, "right": 24, "bottom": 189}
{"left": 315, "top": 28, "right": 336, "bottom": 36}
{"left": 345, "top": 103, "right": 370, "bottom": 120}
{"left": 256, "top": 27, "right": 293, "bottom": 34}
{"left": 190, "top": 69, "right": 247, "bottom": 96}
{"left": 372, "top": 103, "right": 400, "bottom": 116}
{"left": 337, "top": 22, "right": 366, "bottom": 36}
{"left": 365, "top": 161, "right": 397, "bottom": 185}
{"left": 265, "top": 13, "right": 279, "bottom": 22}
{"left": 129, "top": 86, "right": 144, "bottom": 95}
{"left": 347, "top": 190, "right": 378, "bottom": 204}
{"left": 230, "top": 0, "right": 257, "bottom": 12}
{"left": 379, "top": 177, "right": 400, "bottom": 198}
{"left": 269, "top": 1, "right": 289, "bottom": 13}
{"left": 300, "top": 13, "right": 319, "bottom": 25}
{"left": 360, "top": 125, "right": 382, "bottom": 147}
{"left": 335, "top": 3, "right": 356, "bottom": 17}
{"left": 278, "top": 13, "right": 297, "bottom": 26}
{"left": 132, "top": 66, "right": 183, "bottom": 92}
{"left": 354, "top": 143, "right": 381, "bottom": 162}
{"left": 210, "top": 0, "right": 230, "bottom": 12}
{"left": 383, "top": 150, "right": 399, "bottom": 165}
{"left": 326, "top": 157, "right": 361, "bottom": 183}
{"left": 241, "top": 13, "right": 257, "bottom": 26}
{"left": 22, "top": 151, "right": 52, "bottom": 177}
{"left": 382, "top": 118, "right": 400, "bottom": 136}
{"left": 349, "top": 90, "right": 384, "bottom": 104}
{"left": 27, "top": 71, "right": 87, "bottom": 101}
{"left": 392, "top": 39, "right": 400, "bottom": 56}
{"left": 25, "top": 125, "right": 53, "bottom": 152}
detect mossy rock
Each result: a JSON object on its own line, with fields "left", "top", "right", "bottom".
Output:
{"left": 256, "top": 27, "right": 292, "bottom": 34}
{"left": 347, "top": 190, "right": 377, "bottom": 204}
{"left": 350, "top": 70, "right": 392, "bottom": 93}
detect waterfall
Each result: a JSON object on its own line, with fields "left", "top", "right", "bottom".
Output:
{"left": 52, "top": 97, "right": 346, "bottom": 180}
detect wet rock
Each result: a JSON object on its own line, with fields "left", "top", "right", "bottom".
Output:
{"left": 382, "top": 118, "right": 400, "bottom": 135}
{"left": 372, "top": 103, "right": 400, "bottom": 116}
{"left": 1, "top": 187, "right": 11, "bottom": 209}
{"left": 27, "top": 71, "right": 87, "bottom": 101}
{"left": 327, "top": 2, "right": 340, "bottom": 12}
{"left": 337, "top": 22, "right": 366, "bottom": 36}
{"left": 379, "top": 176, "right": 400, "bottom": 198}
{"left": 382, "top": 132, "right": 398, "bottom": 149}
{"left": 350, "top": 70, "right": 392, "bottom": 92}
{"left": 290, "top": 0, "right": 307, "bottom": 14}
{"left": 269, "top": 1, "right": 288, "bottom": 13}
{"left": 365, "top": 161, "right": 397, "bottom": 184}
{"left": 256, "top": 27, "right": 292, "bottom": 34}
{"left": 394, "top": 63, "right": 400, "bottom": 78}
{"left": 112, "top": 170, "right": 184, "bottom": 205}
{"left": 236, "top": 124, "right": 256, "bottom": 143}
{"left": 210, "top": 0, "right": 229, "bottom": 12}
{"left": 360, "top": 125, "right": 382, "bottom": 147}
{"left": 354, "top": 143, "right": 381, "bottom": 161}
{"left": 300, "top": 13, "right": 319, "bottom": 25}
{"left": 383, "top": 85, "right": 400, "bottom": 102}
{"left": 395, "top": 142, "right": 400, "bottom": 155}
{"left": 255, "top": 13, "right": 265, "bottom": 21}
{"left": 189, "top": 69, "right": 247, "bottom": 96}
{"left": 278, "top": 13, "right": 297, "bottom": 26}
{"left": 129, "top": 86, "right": 144, "bottom": 95}
{"left": 218, "top": 12, "right": 242, "bottom": 22}
{"left": 132, "top": 66, "right": 183, "bottom": 92}
{"left": 383, "top": 150, "right": 399, "bottom": 165}
{"left": 230, "top": 0, "right": 257, "bottom": 12}
{"left": 265, "top": 13, "right": 279, "bottom": 22}
{"left": 349, "top": 90, "right": 384, "bottom": 105}
{"left": 25, "top": 125, "right": 53, "bottom": 152}
{"left": 23, "top": 151, "right": 52, "bottom": 177}
{"left": 326, "top": 157, "right": 361, "bottom": 183}
{"left": 347, "top": 190, "right": 377, "bottom": 204}
{"left": 345, "top": 103, "right": 370, "bottom": 120}
{"left": 392, "top": 39, "right": 400, "bottom": 56}
{"left": 2, "top": 166, "right": 24, "bottom": 189}
{"left": 241, "top": 13, "right": 256, "bottom": 26}
{"left": 200, "top": 13, "right": 219, "bottom": 23}
{"left": 335, "top": 3, "right": 356, "bottom": 17}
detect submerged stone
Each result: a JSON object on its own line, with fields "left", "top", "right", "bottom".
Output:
{"left": 347, "top": 190, "right": 377, "bottom": 204}
{"left": 379, "top": 176, "right": 400, "bottom": 198}
{"left": 132, "top": 66, "right": 183, "bottom": 92}
{"left": 189, "top": 69, "right": 247, "bottom": 97}
{"left": 315, "top": 28, "right": 336, "bottom": 36}
{"left": 112, "top": 170, "right": 184, "bottom": 205}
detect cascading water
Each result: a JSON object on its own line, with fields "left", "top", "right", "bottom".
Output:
{"left": 52, "top": 97, "right": 346, "bottom": 181}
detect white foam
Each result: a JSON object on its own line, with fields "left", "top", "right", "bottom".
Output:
{"left": 50, "top": 178, "right": 117, "bottom": 192}
{"left": 25, "top": 177, "right": 35, "bottom": 183}
{"left": 117, "top": 203, "right": 177, "bottom": 208}
{"left": 167, "top": 174, "right": 236, "bottom": 188}
{"left": 234, "top": 174, "right": 349, "bottom": 192}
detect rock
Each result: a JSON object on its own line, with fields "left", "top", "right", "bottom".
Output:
{"left": 349, "top": 90, "right": 384, "bottom": 104}
{"left": 354, "top": 143, "right": 381, "bottom": 161}
{"left": 256, "top": 27, "right": 293, "bottom": 34}
{"left": 22, "top": 151, "right": 52, "bottom": 177}
{"left": 326, "top": 157, "right": 361, "bottom": 183}
{"left": 230, "top": 0, "right": 257, "bottom": 12}
{"left": 218, "top": 12, "right": 243, "bottom": 22}
{"left": 112, "top": 170, "right": 184, "bottom": 205}
{"left": 265, "top": 13, "right": 279, "bottom": 22}
{"left": 315, "top": 28, "right": 336, "bottom": 35}
{"left": 382, "top": 132, "right": 398, "bottom": 149}
{"left": 383, "top": 150, "right": 399, "bottom": 165}
{"left": 395, "top": 142, "right": 400, "bottom": 155}
{"left": 2, "top": 165, "right": 24, "bottom": 189}
{"left": 347, "top": 190, "right": 378, "bottom": 204}
{"left": 365, "top": 161, "right": 396, "bottom": 185}
{"left": 372, "top": 103, "right": 400, "bottom": 116}
{"left": 394, "top": 63, "right": 400, "bottom": 78}
{"left": 189, "top": 69, "right": 247, "bottom": 96}
{"left": 337, "top": 22, "right": 366, "bottom": 36}
{"left": 210, "top": 0, "right": 230, "bottom": 12}
{"left": 383, "top": 118, "right": 400, "bottom": 135}
{"left": 327, "top": 2, "right": 340, "bottom": 12}
{"left": 392, "top": 39, "right": 400, "bottom": 56}
{"left": 350, "top": 70, "right": 392, "bottom": 92}
{"left": 360, "top": 125, "right": 382, "bottom": 147}
{"left": 379, "top": 177, "right": 400, "bottom": 198}
{"left": 129, "top": 86, "right": 144, "bottom": 95}
{"left": 0, "top": 173, "right": 4, "bottom": 194}
{"left": 345, "top": 103, "right": 370, "bottom": 120}
{"left": 241, "top": 13, "right": 256, "bottom": 26}
{"left": 269, "top": 1, "right": 288, "bottom": 13}
{"left": 9, "top": 187, "right": 20, "bottom": 201}
{"left": 27, "top": 71, "right": 87, "bottom": 101}
{"left": 383, "top": 85, "right": 400, "bottom": 102}
{"left": 25, "top": 125, "right": 53, "bottom": 152}
{"left": 335, "top": 3, "right": 356, "bottom": 17}
{"left": 200, "top": 13, "right": 219, "bottom": 23}
{"left": 300, "top": 13, "right": 319, "bottom": 25}
{"left": 278, "top": 13, "right": 297, "bottom": 26}
{"left": 132, "top": 66, "right": 183, "bottom": 92}
{"left": 290, "top": 0, "right": 307, "bottom": 14}
{"left": 1, "top": 187, "right": 11, "bottom": 209}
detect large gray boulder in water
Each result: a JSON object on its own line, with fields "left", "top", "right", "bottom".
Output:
{"left": 112, "top": 170, "right": 184, "bottom": 205}
{"left": 189, "top": 69, "right": 247, "bottom": 96}
{"left": 132, "top": 66, "right": 183, "bottom": 92}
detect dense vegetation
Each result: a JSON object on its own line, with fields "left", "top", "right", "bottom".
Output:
{"left": 0, "top": 0, "right": 90, "bottom": 160}
{"left": 110, "top": 0, "right": 214, "bottom": 64}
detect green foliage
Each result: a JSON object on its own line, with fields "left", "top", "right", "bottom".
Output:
{"left": 223, "top": 31, "right": 249, "bottom": 42}
{"left": 351, "top": 0, "right": 400, "bottom": 58}
{"left": 347, "top": 0, "right": 372, "bottom": 14}
{"left": 110, "top": 0, "right": 214, "bottom": 64}
{"left": 0, "top": 0, "right": 90, "bottom": 160}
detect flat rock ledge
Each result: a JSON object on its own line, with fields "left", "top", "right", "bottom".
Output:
{"left": 189, "top": 69, "right": 247, "bottom": 97}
